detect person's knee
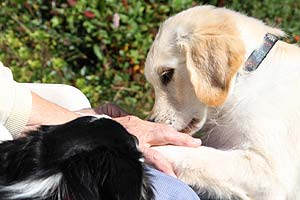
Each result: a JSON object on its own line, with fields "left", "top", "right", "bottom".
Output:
{"left": 147, "top": 167, "right": 200, "bottom": 200}
{"left": 165, "top": 180, "right": 199, "bottom": 200}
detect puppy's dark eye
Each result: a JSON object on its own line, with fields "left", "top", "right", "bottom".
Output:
{"left": 160, "top": 68, "right": 174, "bottom": 85}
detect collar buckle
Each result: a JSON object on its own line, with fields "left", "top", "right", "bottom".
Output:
{"left": 244, "top": 33, "right": 279, "bottom": 72}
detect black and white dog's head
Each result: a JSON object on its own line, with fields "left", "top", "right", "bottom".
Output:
{"left": 0, "top": 116, "right": 153, "bottom": 200}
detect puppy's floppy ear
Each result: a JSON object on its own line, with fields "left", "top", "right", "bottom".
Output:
{"left": 177, "top": 31, "right": 245, "bottom": 107}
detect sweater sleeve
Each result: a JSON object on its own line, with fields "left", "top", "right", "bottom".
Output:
{"left": 0, "top": 63, "right": 32, "bottom": 138}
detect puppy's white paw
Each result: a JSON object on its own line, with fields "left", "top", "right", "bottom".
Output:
{"left": 153, "top": 146, "right": 252, "bottom": 200}
{"left": 152, "top": 145, "right": 208, "bottom": 194}
{"left": 152, "top": 145, "right": 198, "bottom": 170}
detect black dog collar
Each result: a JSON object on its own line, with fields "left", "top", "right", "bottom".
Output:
{"left": 244, "top": 33, "right": 279, "bottom": 72}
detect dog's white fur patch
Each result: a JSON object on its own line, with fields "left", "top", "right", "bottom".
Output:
{"left": 2, "top": 173, "right": 62, "bottom": 199}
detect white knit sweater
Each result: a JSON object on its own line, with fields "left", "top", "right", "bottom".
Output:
{"left": 0, "top": 62, "right": 32, "bottom": 138}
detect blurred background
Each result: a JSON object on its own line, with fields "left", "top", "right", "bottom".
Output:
{"left": 0, "top": 0, "right": 299, "bottom": 117}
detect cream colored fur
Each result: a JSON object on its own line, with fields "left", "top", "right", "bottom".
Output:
{"left": 145, "top": 5, "right": 300, "bottom": 200}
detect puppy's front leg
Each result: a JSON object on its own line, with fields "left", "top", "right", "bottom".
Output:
{"left": 153, "top": 145, "right": 281, "bottom": 200}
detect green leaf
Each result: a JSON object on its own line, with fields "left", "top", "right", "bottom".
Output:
{"left": 93, "top": 44, "right": 103, "bottom": 60}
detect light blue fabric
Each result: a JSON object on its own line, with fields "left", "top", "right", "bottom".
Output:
{"left": 147, "top": 167, "right": 200, "bottom": 200}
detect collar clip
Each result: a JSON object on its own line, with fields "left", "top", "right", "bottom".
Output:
{"left": 244, "top": 33, "right": 279, "bottom": 72}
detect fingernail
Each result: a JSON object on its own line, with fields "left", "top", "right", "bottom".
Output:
{"left": 193, "top": 138, "right": 202, "bottom": 145}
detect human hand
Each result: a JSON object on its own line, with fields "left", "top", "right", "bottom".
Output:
{"left": 114, "top": 115, "right": 202, "bottom": 177}
{"left": 79, "top": 103, "right": 202, "bottom": 176}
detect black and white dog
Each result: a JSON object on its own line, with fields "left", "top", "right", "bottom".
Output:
{"left": 0, "top": 116, "right": 153, "bottom": 200}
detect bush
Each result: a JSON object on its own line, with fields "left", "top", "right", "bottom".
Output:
{"left": 0, "top": 0, "right": 299, "bottom": 117}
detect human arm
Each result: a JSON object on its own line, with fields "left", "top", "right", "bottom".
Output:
{"left": 25, "top": 92, "right": 81, "bottom": 130}
{"left": 0, "top": 82, "right": 81, "bottom": 137}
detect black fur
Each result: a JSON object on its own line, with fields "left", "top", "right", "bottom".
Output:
{"left": 0, "top": 116, "right": 153, "bottom": 200}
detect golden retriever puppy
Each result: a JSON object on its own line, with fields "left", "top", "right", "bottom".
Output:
{"left": 145, "top": 5, "right": 300, "bottom": 200}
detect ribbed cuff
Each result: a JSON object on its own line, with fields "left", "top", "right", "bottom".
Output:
{"left": 5, "top": 84, "right": 32, "bottom": 138}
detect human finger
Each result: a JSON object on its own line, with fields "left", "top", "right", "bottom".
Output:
{"left": 147, "top": 124, "right": 202, "bottom": 147}
{"left": 162, "top": 130, "right": 202, "bottom": 147}
{"left": 140, "top": 147, "right": 177, "bottom": 177}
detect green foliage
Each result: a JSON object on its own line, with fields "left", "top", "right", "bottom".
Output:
{"left": 225, "top": 0, "right": 300, "bottom": 42}
{"left": 0, "top": 0, "right": 299, "bottom": 117}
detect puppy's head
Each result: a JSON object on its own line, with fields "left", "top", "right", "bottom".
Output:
{"left": 145, "top": 6, "right": 245, "bottom": 135}
{"left": 0, "top": 116, "right": 153, "bottom": 200}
